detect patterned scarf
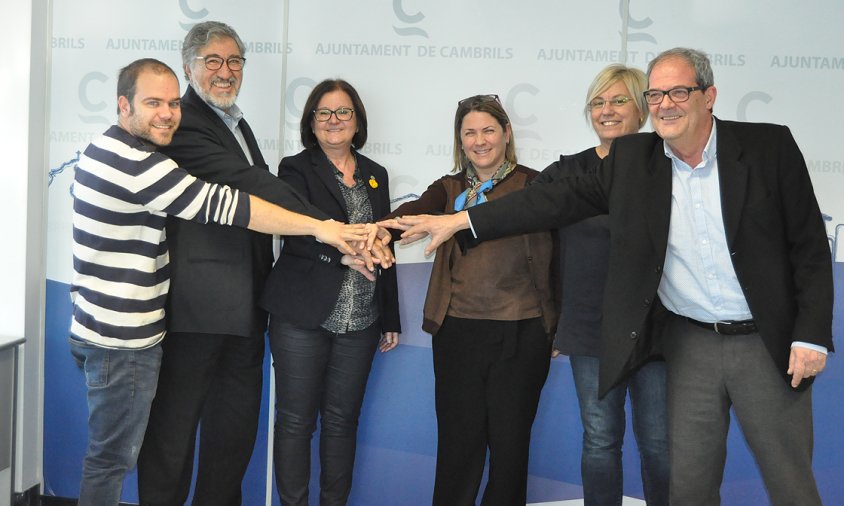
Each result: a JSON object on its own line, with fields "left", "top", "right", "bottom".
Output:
{"left": 454, "top": 160, "right": 516, "bottom": 211}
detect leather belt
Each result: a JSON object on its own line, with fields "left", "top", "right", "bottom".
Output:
{"left": 685, "top": 317, "right": 757, "bottom": 335}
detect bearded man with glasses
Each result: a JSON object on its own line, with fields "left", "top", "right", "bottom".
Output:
{"left": 137, "top": 21, "right": 391, "bottom": 506}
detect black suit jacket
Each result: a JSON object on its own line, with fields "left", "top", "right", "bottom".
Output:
{"left": 468, "top": 118, "right": 833, "bottom": 395}
{"left": 260, "top": 148, "right": 401, "bottom": 333}
{"left": 161, "top": 86, "right": 327, "bottom": 338}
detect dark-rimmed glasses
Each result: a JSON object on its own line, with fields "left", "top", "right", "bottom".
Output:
{"left": 643, "top": 86, "right": 706, "bottom": 105}
{"left": 313, "top": 107, "right": 355, "bottom": 122}
{"left": 458, "top": 94, "right": 500, "bottom": 107}
{"left": 588, "top": 96, "right": 633, "bottom": 109}
{"left": 194, "top": 56, "right": 246, "bottom": 71}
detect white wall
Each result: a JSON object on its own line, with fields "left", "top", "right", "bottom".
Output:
{"left": 3, "top": 0, "right": 50, "bottom": 497}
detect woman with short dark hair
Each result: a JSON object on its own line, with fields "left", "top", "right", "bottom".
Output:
{"left": 260, "top": 79, "right": 400, "bottom": 506}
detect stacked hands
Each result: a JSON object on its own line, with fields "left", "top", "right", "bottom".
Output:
{"left": 316, "top": 221, "right": 395, "bottom": 280}
{"left": 320, "top": 212, "right": 458, "bottom": 275}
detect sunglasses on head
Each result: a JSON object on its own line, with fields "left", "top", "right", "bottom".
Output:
{"left": 457, "top": 94, "right": 501, "bottom": 107}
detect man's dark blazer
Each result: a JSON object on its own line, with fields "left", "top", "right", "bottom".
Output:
{"left": 260, "top": 148, "right": 401, "bottom": 333}
{"left": 160, "top": 85, "right": 327, "bottom": 338}
{"left": 468, "top": 118, "right": 833, "bottom": 395}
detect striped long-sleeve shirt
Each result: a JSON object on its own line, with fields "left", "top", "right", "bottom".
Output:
{"left": 70, "top": 125, "right": 251, "bottom": 349}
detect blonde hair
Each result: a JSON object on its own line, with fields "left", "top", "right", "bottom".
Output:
{"left": 584, "top": 64, "right": 648, "bottom": 125}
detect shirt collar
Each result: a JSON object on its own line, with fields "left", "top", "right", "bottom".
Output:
{"left": 208, "top": 101, "right": 244, "bottom": 130}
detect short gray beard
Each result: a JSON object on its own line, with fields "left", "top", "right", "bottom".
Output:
{"left": 190, "top": 75, "right": 239, "bottom": 111}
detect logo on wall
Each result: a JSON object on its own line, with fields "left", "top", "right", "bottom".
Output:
{"left": 823, "top": 214, "right": 844, "bottom": 263}
{"left": 505, "top": 84, "right": 541, "bottom": 142}
{"left": 389, "top": 173, "right": 421, "bottom": 206}
{"left": 392, "top": 0, "right": 429, "bottom": 38}
{"left": 48, "top": 152, "right": 80, "bottom": 188}
{"left": 736, "top": 91, "right": 772, "bottom": 121}
{"left": 179, "top": 0, "right": 209, "bottom": 30}
{"left": 623, "top": 0, "right": 657, "bottom": 45}
{"left": 285, "top": 77, "right": 318, "bottom": 130}
{"left": 78, "top": 72, "right": 111, "bottom": 125}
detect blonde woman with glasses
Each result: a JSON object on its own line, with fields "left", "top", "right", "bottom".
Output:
{"left": 535, "top": 64, "right": 669, "bottom": 506}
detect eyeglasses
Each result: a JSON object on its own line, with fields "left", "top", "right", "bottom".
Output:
{"left": 588, "top": 96, "right": 633, "bottom": 109}
{"left": 643, "top": 86, "right": 706, "bottom": 105}
{"left": 194, "top": 56, "right": 246, "bottom": 71}
{"left": 458, "top": 94, "right": 500, "bottom": 107}
{"left": 313, "top": 107, "right": 355, "bottom": 122}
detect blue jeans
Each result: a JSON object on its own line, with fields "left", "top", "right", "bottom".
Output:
{"left": 570, "top": 355, "right": 669, "bottom": 506}
{"left": 269, "top": 319, "right": 380, "bottom": 506}
{"left": 70, "top": 337, "right": 162, "bottom": 506}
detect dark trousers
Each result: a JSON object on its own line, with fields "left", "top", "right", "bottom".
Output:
{"left": 662, "top": 314, "right": 821, "bottom": 506}
{"left": 137, "top": 332, "right": 264, "bottom": 506}
{"left": 269, "top": 319, "right": 380, "bottom": 506}
{"left": 431, "top": 316, "right": 551, "bottom": 506}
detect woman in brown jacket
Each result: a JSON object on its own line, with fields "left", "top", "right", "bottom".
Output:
{"left": 383, "top": 95, "right": 558, "bottom": 506}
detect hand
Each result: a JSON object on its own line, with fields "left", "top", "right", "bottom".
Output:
{"left": 362, "top": 223, "right": 379, "bottom": 250}
{"left": 378, "top": 217, "right": 430, "bottom": 245}
{"left": 375, "top": 225, "right": 393, "bottom": 246}
{"left": 351, "top": 225, "right": 394, "bottom": 269}
{"left": 341, "top": 254, "right": 376, "bottom": 281}
{"left": 551, "top": 348, "right": 561, "bottom": 358}
{"left": 787, "top": 345, "right": 827, "bottom": 388}
{"left": 317, "top": 220, "right": 370, "bottom": 256}
{"left": 377, "top": 218, "right": 405, "bottom": 231}
{"left": 367, "top": 238, "right": 395, "bottom": 268}
{"left": 349, "top": 243, "right": 378, "bottom": 272}
{"left": 379, "top": 332, "right": 400, "bottom": 352}
{"left": 398, "top": 213, "right": 469, "bottom": 255}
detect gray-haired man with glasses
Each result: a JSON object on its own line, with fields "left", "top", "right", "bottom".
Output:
{"left": 136, "top": 20, "right": 392, "bottom": 506}
{"left": 387, "top": 47, "right": 831, "bottom": 505}
{"left": 135, "top": 21, "right": 292, "bottom": 506}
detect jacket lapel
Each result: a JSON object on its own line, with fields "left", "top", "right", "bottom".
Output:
{"left": 238, "top": 118, "right": 267, "bottom": 169}
{"left": 183, "top": 86, "right": 266, "bottom": 169}
{"left": 358, "top": 156, "right": 383, "bottom": 218}
{"left": 646, "top": 140, "right": 673, "bottom": 257}
{"left": 310, "top": 149, "right": 348, "bottom": 217}
{"left": 714, "top": 119, "right": 748, "bottom": 248}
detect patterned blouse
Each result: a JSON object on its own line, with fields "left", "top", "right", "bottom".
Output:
{"left": 321, "top": 157, "right": 379, "bottom": 333}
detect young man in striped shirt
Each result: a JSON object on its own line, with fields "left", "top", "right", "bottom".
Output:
{"left": 69, "top": 58, "right": 380, "bottom": 505}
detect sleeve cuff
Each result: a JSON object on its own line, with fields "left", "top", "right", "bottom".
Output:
{"left": 791, "top": 341, "right": 828, "bottom": 355}
{"left": 466, "top": 211, "right": 478, "bottom": 238}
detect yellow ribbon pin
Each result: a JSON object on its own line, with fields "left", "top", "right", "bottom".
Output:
{"left": 369, "top": 176, "right": 378, "bottom": 189}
